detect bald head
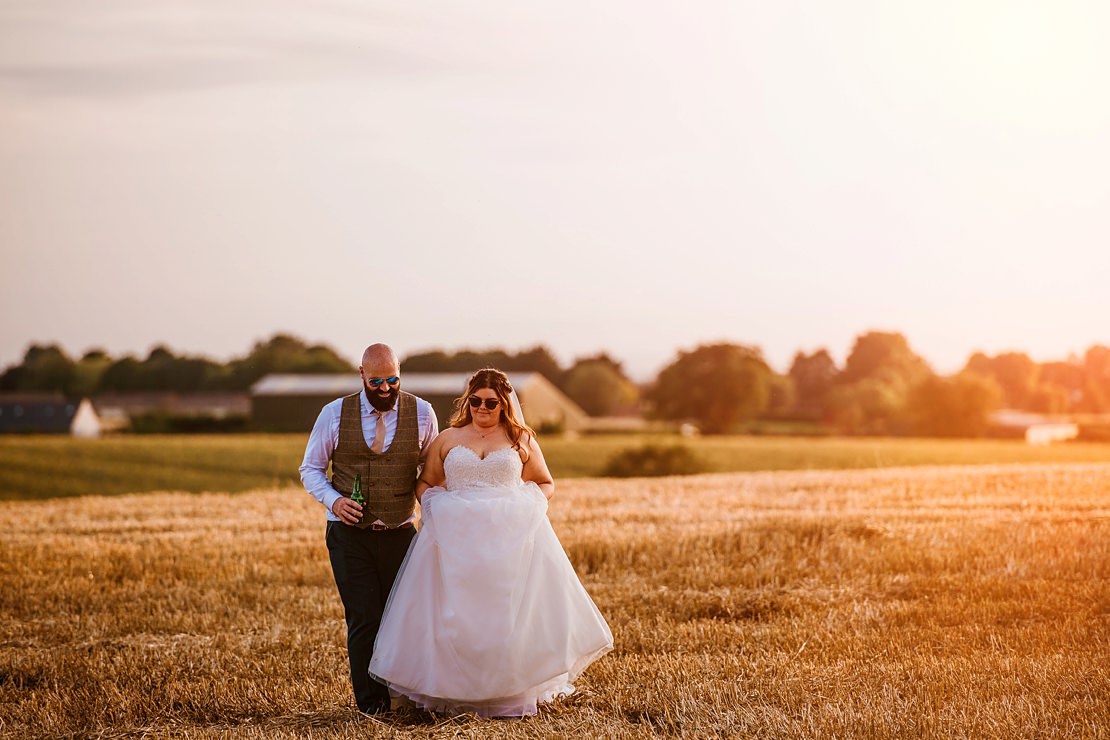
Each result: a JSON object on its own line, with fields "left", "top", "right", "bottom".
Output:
{"left": 360, "top": 344, "right": 401, "bottom": 411}
{"left": 361, "top": 343, "right": 398, "bottom": 372}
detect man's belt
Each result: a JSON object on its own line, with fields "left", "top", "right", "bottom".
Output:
{"left": 367, "top": 520, "right": 414, "bottom": 531}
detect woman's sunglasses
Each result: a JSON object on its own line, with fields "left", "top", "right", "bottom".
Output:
{"left": 367, "top": 375, "right": 400, "bottom": 388}
{"left": 468, "top": 396, "right": 501, "bottom": 410}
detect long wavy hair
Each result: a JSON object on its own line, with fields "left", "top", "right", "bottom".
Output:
{"left": 449, "top": 368, "right": 535, "bottom": 459}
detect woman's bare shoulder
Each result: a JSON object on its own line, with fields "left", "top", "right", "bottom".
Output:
{"left": 433, "top": 426, "right": 467, "bottom": 451}
{"left": 438, "top": 426, "right": 469, "bottom": 441}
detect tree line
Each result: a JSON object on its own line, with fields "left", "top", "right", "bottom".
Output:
{"left": 655, "top": 333, "right": 1110, "bottom": 436}
{"left": 4, "top": 331, "right": 1109, "bottom": 437}
{"left": 0, "top": 335, "right": 353, "bottom": 396}
{"left": 0, "top": 336, "right": 638, "bottom": 419}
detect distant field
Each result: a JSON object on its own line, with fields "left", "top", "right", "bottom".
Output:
{"left": 2, "top": 433, "right": 1110, "bottom": 500}
{"left": 545, "top": 434, "right": 1110, "bottom": 477}
{"left": 2, "top": 464, "right": 1107, "bottom": 737}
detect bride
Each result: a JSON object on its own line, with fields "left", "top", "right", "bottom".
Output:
{"left": 368, "top": 368, "right": 613, "bottom": 718}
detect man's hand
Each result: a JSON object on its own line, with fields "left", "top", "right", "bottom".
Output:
{"left": 332, "top": 497, "right": 363, "bottom": 525}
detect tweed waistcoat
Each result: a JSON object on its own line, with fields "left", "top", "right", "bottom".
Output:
{"left": 331, "top": 390, "right": 420, "bottom": 528}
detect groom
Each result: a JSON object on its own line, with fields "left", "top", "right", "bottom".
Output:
{"left": 299, "top": 343, "right": 439, "bottom": 714}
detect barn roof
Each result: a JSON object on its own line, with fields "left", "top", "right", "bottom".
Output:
{"left": 250, "top": 372, "right": 544, "bottom": 397}
{"left": 0, "top": 394, "right": 84, "bottom": 433}
{"left": 93, "top": 392, "right": 250, "bottom": 416}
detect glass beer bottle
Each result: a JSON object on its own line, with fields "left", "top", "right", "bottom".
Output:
{"left": 351, "top": 472, "right": 366, "bottom": 513}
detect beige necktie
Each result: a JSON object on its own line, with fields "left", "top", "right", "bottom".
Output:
{"left": 370, "top": 411, "right": 386, "bottom": 453}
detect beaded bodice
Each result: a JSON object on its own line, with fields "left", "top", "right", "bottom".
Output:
{"left": 443, "top": 446, "right": 524, "bottom": 490}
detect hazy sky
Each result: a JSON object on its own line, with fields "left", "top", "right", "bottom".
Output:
{"left": 3, "top": 0, "right": 1108, "bottom": 379}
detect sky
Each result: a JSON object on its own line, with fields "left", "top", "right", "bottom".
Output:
{"left": 2, "top": 0, "right": 1109, "bottom": 380}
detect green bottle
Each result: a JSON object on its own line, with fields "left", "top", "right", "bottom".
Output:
{"left": 351, "top": 473, "right": 366, "bottom": 511}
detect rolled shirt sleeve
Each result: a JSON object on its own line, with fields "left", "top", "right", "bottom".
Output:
{"left": 299, "top": 399, "right": 344, "bottom": 515}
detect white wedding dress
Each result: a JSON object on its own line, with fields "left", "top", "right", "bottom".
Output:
{"left": 368, "top": 445, "right": 614, "bottom": 717}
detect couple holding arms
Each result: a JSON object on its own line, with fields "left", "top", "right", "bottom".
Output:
{"left": 299, "top": 343, "right": 613, "bottom": 718}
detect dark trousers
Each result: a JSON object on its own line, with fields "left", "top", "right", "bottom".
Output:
{"left": 326, "top": 520, "right": 415, "bottom": 712}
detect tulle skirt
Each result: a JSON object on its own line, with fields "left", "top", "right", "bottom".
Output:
{"left": 368, "top": 482, "right": 613, "bottom": 717}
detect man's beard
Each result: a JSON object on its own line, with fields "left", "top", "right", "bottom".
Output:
{"left": 365, "top": 382, "right": 399, "bottom": 411}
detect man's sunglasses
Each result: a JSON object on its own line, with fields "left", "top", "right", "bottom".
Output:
{"left": 468, "top": 396, "right": 500, "bottom": 410}
{"left": 367, "top": 376, "right": 400, "bottom": 388}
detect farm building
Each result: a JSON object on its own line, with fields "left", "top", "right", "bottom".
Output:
{"left": 0, "top": 394, "right": 102, "bottom": 437}
{"left": 990, "top": 409, "right": 1080, "bottom": 444}
{"left": 93, "top": 392, "right": 250, "bottom": 432}
{"left": 250, "top": 372, "right": 588, "bottom": 433}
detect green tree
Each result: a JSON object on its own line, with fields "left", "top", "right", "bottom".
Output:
{"left": 963, "top": 352, "right": 1038, "bottom": 409}
{"left": 1028, "top": 383, "right": 1069, "bottom": 415}
{"left": 826, "top": 332, "right": 933, "bottom": 435}
{"left": 788, "top": 349, "right": 837, "bottom": 419}
{"left": 225, "top": 334, "right": 353, "bottom": 389}
{"left": 98, "top": 356, "right": 144, "bottom": 392}
{"left": 1038, "top": 360, "right": 1083, "bottom": 412}
{"left": 72, "top": 349, "right": 113, "bottom": 396}
{"left": 765, "top": 374, "right": 796, "bottom": 418}
{"left": 6, "top": 344, "right": 78, "bottom": 394}
{"left": 139, "top": 346, "right": 180, "bottom": 390}
{"left": 840, "top": 331, "right": 931, "bottom": 387}
{"left": 1082, "top": 345, "right": 1110, "bottom": 412}
{"left": 563, "top": 356, "right": 639, "bottom": 416}
{"left": 506, "top": 346, "right": 564, "bottom": 385}
{"left": 904, "top": 372, "right": 1003, "bottom": 437}
{"left": 648, "top": 343, "right": 773, "bottom": 434}
{"left": 0, "top": 335, "right": 355, "bottom": 394}
{"left": 136, "top": 346, "right": 225, "bottom": 392}
{"left": 823, "top": 377, "right": 907, "bottom": 435}
{"left": 402, "top": 345, "right": 564, "bottom": 385}
{"left": 0, "top": 364, "right": 23, "bottom": 391}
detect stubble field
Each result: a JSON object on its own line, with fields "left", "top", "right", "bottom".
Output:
{"left": 2, "top": 463, "right": 1109, "bottom": 738}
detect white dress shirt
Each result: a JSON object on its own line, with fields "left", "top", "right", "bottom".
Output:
{"left": 299, "top": 389, "right": 439, "bottom": 523}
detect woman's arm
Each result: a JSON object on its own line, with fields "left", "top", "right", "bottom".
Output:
{"left": 415, "top": 432, "right": 449, "bottom": 504}
{"left": 521, "top": 434, "right": 555, "bottom": 500}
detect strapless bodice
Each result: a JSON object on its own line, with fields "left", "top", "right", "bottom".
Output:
{"left": 443, "top": 446, "right": 524, "bottom": 490}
